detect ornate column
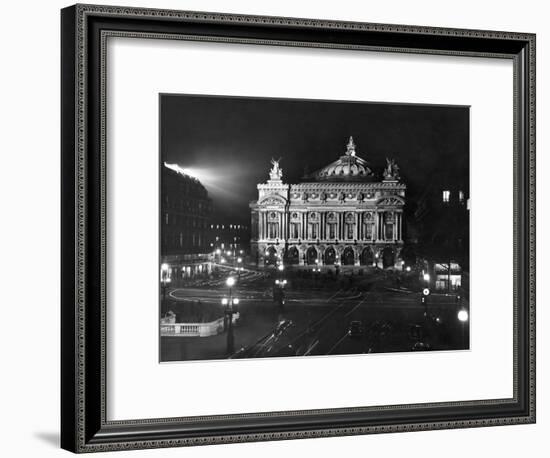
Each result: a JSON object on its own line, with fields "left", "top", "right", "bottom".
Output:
{"left": 258, "top": 211, "right": 262, "bottom": 240}
{"left": 398, "top": 212, "right": 402, "bottom": 241}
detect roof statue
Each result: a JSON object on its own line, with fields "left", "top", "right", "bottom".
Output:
{"left": 345, "top": 136, "right": 356, "bottom": 156}
{"left": 383, "top": 158, "right": 400, "bottom": 181}
{"left": 269, "top": 157, "right": 283, "bottom": 180}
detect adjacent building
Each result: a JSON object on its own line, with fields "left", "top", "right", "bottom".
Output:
{"left": 413, "top": 172, "right": 469, "bottom": 291}
{"left": 209, "top": 222, "right": 249, "bottom": 258}
{"left": 250, "top": 137, "right": 406, "bottom": 268}
{"left": 161, "top": 162, "right": 213, "bottom": 282}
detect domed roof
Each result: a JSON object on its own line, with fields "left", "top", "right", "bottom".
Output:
{"left": 306, "top": 137, "right": 374, "bottom": 182}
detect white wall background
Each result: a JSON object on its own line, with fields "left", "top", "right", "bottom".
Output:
{"left": 0, "top": 0, "right": 546, "bottom": 457}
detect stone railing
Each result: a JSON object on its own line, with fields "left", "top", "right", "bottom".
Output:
{"left": 160, "top": 313, "right": 240, "bottom": 338}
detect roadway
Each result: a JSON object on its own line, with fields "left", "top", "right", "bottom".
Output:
{"left": 161, "top": 279, "right": 468, "bottom": 362}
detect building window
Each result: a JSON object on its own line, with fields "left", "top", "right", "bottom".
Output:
{"left": 459, "top": 190, "right": 465, "bottom": 203}
{"left": 309, "top": 223, "right": 318, "bottom": 239}
{"left": 268, "top": 223, "right": 279, "bottom": 239}
{"left": 291, "top": 223, "right": 300, "bottom": 239}
{"left": 442, "top": 190, "right": 450, "bottom": 202}
{"left": 385, "top": 224, "right": 394, "bottom": 240}
{"left": 346, "top": 223, "right": 354, "bottom": 239}
{"left": 364, "top": 223, "right": 373, "bottom": 240}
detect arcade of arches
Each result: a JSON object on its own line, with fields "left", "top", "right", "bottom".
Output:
{"left": 264, "top": 244, "right": 398, "bottom": 268}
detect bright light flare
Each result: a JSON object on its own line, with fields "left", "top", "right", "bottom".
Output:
{"left": 457, "top": 309, "right": 469, "bottom": 322}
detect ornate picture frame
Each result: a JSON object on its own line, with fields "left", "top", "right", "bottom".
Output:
{"left": 61, "top": 4, "right": 535, "bottom": 453}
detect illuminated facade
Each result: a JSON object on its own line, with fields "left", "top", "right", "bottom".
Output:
{"left": 161, "top": 163, "right": 213, "bottom": 281}
{"left": 250, "top": 137, "right": 406, "bottom": 268}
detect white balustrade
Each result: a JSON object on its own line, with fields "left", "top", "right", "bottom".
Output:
{"left": 160, "top": 313, "right": 240, "bottom": 337}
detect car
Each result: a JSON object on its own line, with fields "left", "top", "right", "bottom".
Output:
{"left": 411, "top": 341, "right": 432, "bottom": 351}
{"left": 348, "top": 320, "right": 364, "bottom": 337}
{"left": 274, "top": 319, "right": 293, "bottom": 337}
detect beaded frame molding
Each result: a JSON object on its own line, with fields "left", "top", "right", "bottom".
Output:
{"left": 61, "top": 3, "right": 536, "bottom": 453}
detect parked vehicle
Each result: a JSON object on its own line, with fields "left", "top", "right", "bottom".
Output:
{"left": 348, "top": 320, "right": 364, "bottom": 337}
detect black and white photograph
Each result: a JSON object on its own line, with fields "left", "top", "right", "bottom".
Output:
{"left": 159, "top": 94, "right": 470, "bottom": 362}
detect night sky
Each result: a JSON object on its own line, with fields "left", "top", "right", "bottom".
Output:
{"left": 160, "top": 94, "right": 469, "bottom": 225}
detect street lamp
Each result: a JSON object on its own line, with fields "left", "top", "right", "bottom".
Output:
{"left": 457, "top": 307, "right": 469, "bottom": 349}
{"left": 237, "top": 257, "right": 243, "bottom": 279}
{"left": 160, "top": 263, "right": 171, "bottom": 315}
{"left": 223, "top": 276, "right": 238, "bottom": 355}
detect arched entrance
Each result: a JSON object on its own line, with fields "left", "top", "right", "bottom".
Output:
{"left": 265, "top": 246, "right": 277, "bottom": 266}
{"left": 286, "top": 247, "right": 299, "bottom": 265}
{"left": 382, "top": 247, "right": 395, "bottom": 268}
{"left": 306, "top": 247, "right": 318, "bottom": 265}
{"left": 324, "top": 247, "right": 336, "bottom": 265}
{"left": 360, "top": 247, "right": 374, "bottom": 266}
{"left": 342, "top": 247, "right": 355, "bottom": 266}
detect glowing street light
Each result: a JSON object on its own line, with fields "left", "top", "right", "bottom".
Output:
{"left": 278, "top": 264, "right": 284, "bottom": 272}
{"left": 458, "top": 309, "right": 469, "bottom": 322}
{"left": 423, "top": 273, "right": 430, "bottom": 282}
{"left": 160, "top": 263, "right": 171, "bottom": 314}
{"left": 223, "top": 276, "right": 238, "bottom": 355}
{"left": 406, "top": 266, "right": 412, "bottom": 272}
{"left": 457, "top": 307, "right": 469, "bottom": 349}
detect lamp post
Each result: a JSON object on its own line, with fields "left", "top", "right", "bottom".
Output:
{"left": 421, "top": 287, "right": 430, "bottom": 318}
{"left": 457, "top": 302, "right": 469, "bottom": 349}
{"left": 160, "top": 263, "right": 171, "bottom": 315}
{"left": 223, "top": 276, "right": 238, "bottom": 355}
{"left": 274, "top": 263, "right": 286, "bottom": 309}
{"left": 237, "top": 257, "right": 243, "bottom": 280}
